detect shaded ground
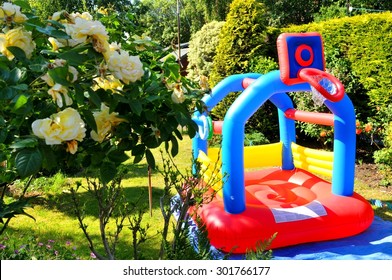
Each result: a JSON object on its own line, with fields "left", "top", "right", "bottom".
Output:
{"left": 355, "top": 163, "right": 385, "bottom": 188}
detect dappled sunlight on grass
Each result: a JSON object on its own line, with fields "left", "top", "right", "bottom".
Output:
{"left": 4, "top": 135, "right": 194, "bottom": 259}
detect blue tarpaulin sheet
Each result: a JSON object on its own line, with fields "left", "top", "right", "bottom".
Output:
{"left": 223, "top": 216, "right": 392, "bottom": 260}
{"left": 271, "top": 216, "right": 392, "bottom": 260}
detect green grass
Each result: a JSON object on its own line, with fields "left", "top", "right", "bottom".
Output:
{"left": 3, "top": 135, "right": 194, "bottom": 260}
{"left": 2, "top": 135, "right": 392, "bottom": 259}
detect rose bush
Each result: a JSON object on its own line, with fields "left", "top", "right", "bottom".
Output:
{"left": 0, "top": 1, "right": 203, "bottom": 224}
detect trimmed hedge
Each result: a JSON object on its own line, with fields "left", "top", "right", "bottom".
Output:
{"left": 281, "top": 12, "right": 392, "bottom": 111}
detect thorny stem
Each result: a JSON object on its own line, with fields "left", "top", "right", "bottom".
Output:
{"left": 0, "top": 175, "right": 35, "bottom": 235}
{"left": 70, "top": 186, "right": 106, "bottom": 260}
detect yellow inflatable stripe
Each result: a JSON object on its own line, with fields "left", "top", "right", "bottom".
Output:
{"left": 293, "top": 160, "right": 333, "bottom": 178}
{"left": 243, "top": 142, "right": 283, "bottom": 169}
{"left": 206, "top": 147, "right": 221, "bottom": 164}
{"left": 197, "top": 150, "right": 223, "bottom": 196}
{"left": 291, "top": 143, "right": 333, "bottom": 178}
{"left": 208, "top": 143, "right": 282, "bottom": 169}
{"left": 291, "top": 143, "right": 333, "bottom": 161}
{"left": 292, "top": 153, "right": 333, "bottom": 170}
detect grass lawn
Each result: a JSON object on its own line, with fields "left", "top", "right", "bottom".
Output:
{"left": 2, "top": 134, "right": 392, "bottom": 259}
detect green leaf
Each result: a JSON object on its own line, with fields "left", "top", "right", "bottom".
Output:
{"left": 145, "top": 82, "right": 161, "bottom": 95}
{"left": 10, "top": 138, "right": 38, "bottom": 149}
{"left": 49, "top": 30, "right": 70, "bottom": 39}
{"left": 48, "top": 66, "right": 71, "bottom": 86}
{"left": 39, "top": 145, "right": 57, "bottom": 171}
{"left": 108, "top": 149, "right": 129, "bottom": 163}
{"left": 13, "top": 94, "right": 29, "bottom": 111}
{"left": 170, "top": 135, "right": 179, "bottom": 157}
{"left": 12, "top": 0, "right": 32, "bottom": 11}
{"left": 145, "top": 149, "right": 155, "bottom": 169}
{"left": 45, "top": 20, "right": 66, "bottom": 29}
{"left": 0, "top": 131, "right": 7, "bottom": 144}
{"left": 82, "top": 109, "right": 97, "bottom": 132}
{"left": 58, "top": 49, "right": 90, "bottom": 66}
{"left": 15, "top": 148, "right": 42, "bottom": 178}
{"left": 100, "top": 161, "right": 117, "bottom": 184}
{"left": 133, "top": 154, "right": 144, "bottom": 164}
{"left": 12, "top": 93, "right": 32, "bottom": 115}
{"left": 91, "top": 151, "right": 105, "bottom": 167}
{"left": 0, "top": 197, "right": 37, "bottom": 221}
{"left": 7, "top": 46, "right": 27, "bottom": 63}
{"left": 12, "top": 84, "right": 29, "bottom": 91}
{"left": 132, "top": 144, "right": 145, "bottom": 156}
{"left": 34, "top": 25, "right": 69, "bottom": 39}
{"left": 0, "top": 87, "right": 17, "bottom": 100}
{"left": 87, "top": 89, "right": 101, "bottom": 108}
{"left": 74, "top": 83, "right": 85, "bottom": 104}
{"left": 8, "top": 67, "right": 24, "bottom": 84}
{"left": 129, "top": 100, "right": 143, "bottom": 116}
{"left": 173, "top": 128, "right": 183, "bottom": 140}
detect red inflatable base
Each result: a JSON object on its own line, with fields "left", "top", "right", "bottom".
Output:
{"left": 194, "top": 168, "right": 374, "bottom": 254}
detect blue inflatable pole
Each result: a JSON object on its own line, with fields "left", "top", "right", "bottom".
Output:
{"left": 325, "top": 96, "right": 356, "bottom": 196}
{"left": 269, "top": 93, "right": 297, "bottom": 170}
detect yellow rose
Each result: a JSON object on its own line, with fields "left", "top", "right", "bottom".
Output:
{"left": 32, "top": 108, "right": 86, "bottom": 148}
{"left": 50, "top": 11, "right": 71, "bottom": 24}
{"left": 103, "top": 42, "right": 121, "bottom": 61}
{"left": 48, "top": 83, "right": 73, "bottom": 108}
{"left": 50, "top": 11, "right": 63, "bottom": 21}
{"left": 92, "top": 75, "right": 123, "bottom": 92}
{"left": 171, "top": 87, "right": 185, "bottom": 104}
{"left": 71, "top": 12, "right": 93, "bottom": 21}
{"left": 91, "top": 103, "right": 126, "bottom": 143}
{"left": 0, "top": 27, "right": 35, "bottom": 60}
{"left": 65, "top": 17, "right": 109, "bottom": 48}
{"left": 106, "top": 50, "right": 144, "bottom": 84}
{"left": 168, "top": 83, "right": 185, "bottom": 104}
{"left": 0, "top": 3, "right": 28, "bottom": 23}
{"left": 48, "top": 37, "right": 66, "bottom": 51}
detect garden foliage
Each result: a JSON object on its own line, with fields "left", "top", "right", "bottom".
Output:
{"left": 209, "top": 0, "right": 269, "bottom": 86}
{"left": 0, "top": 0, "right": 204, "bottom": 239}
{"left": 206, "top": 8, "right": 392, "bottom": 148}
{"left": 186, "top": 20, "right": 224, "bottom": 85}
{"left": 207, "top": 0, "right": 280, "bottom": 141}
{"left": 278, "top": 12, "right": 392, "bottom": 147}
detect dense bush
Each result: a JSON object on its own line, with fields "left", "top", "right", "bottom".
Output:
{"left": 186, "top": 21, "right": 224, "bottom": 85}
{"left": 273, "top": 12, "right": 392, "bottom": 150}
{"left": 206, "top": 0, "right": 282, "bottom": 142}
{"left": 209, "top": 0, "right": 269, "bottom": 86}
{"left": 281, "top": 12, "right": 392, "bottom": 113}
{"left": 196, "top": 8, "right": 392, "bottom": 151}
{"left": 372, "top": 104, "right": 392, "bottom": 186}
{"left": 313, "top": 3, "right": 348, "bottom": 22}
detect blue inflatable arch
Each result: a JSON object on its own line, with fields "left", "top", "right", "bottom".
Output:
{"left": 194, "top": 70, "right": 356, "bottom": 214}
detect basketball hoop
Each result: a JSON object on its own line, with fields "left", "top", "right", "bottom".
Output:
{"left": 310, "top": 85, "right": 326, "bottom": 107}
{"left": 298, "top": 68, "right": 345, "bottom": 102}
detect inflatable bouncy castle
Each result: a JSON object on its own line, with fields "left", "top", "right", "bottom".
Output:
{"left": 190, "top": 32, "right": 374, "bottom": 254}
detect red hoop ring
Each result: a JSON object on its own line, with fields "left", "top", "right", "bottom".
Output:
{"left": 295, "top": 44, "right": 314, "bottom": 67}
{"left": 298, "top": 68, "right": 345, "bottom": 102}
